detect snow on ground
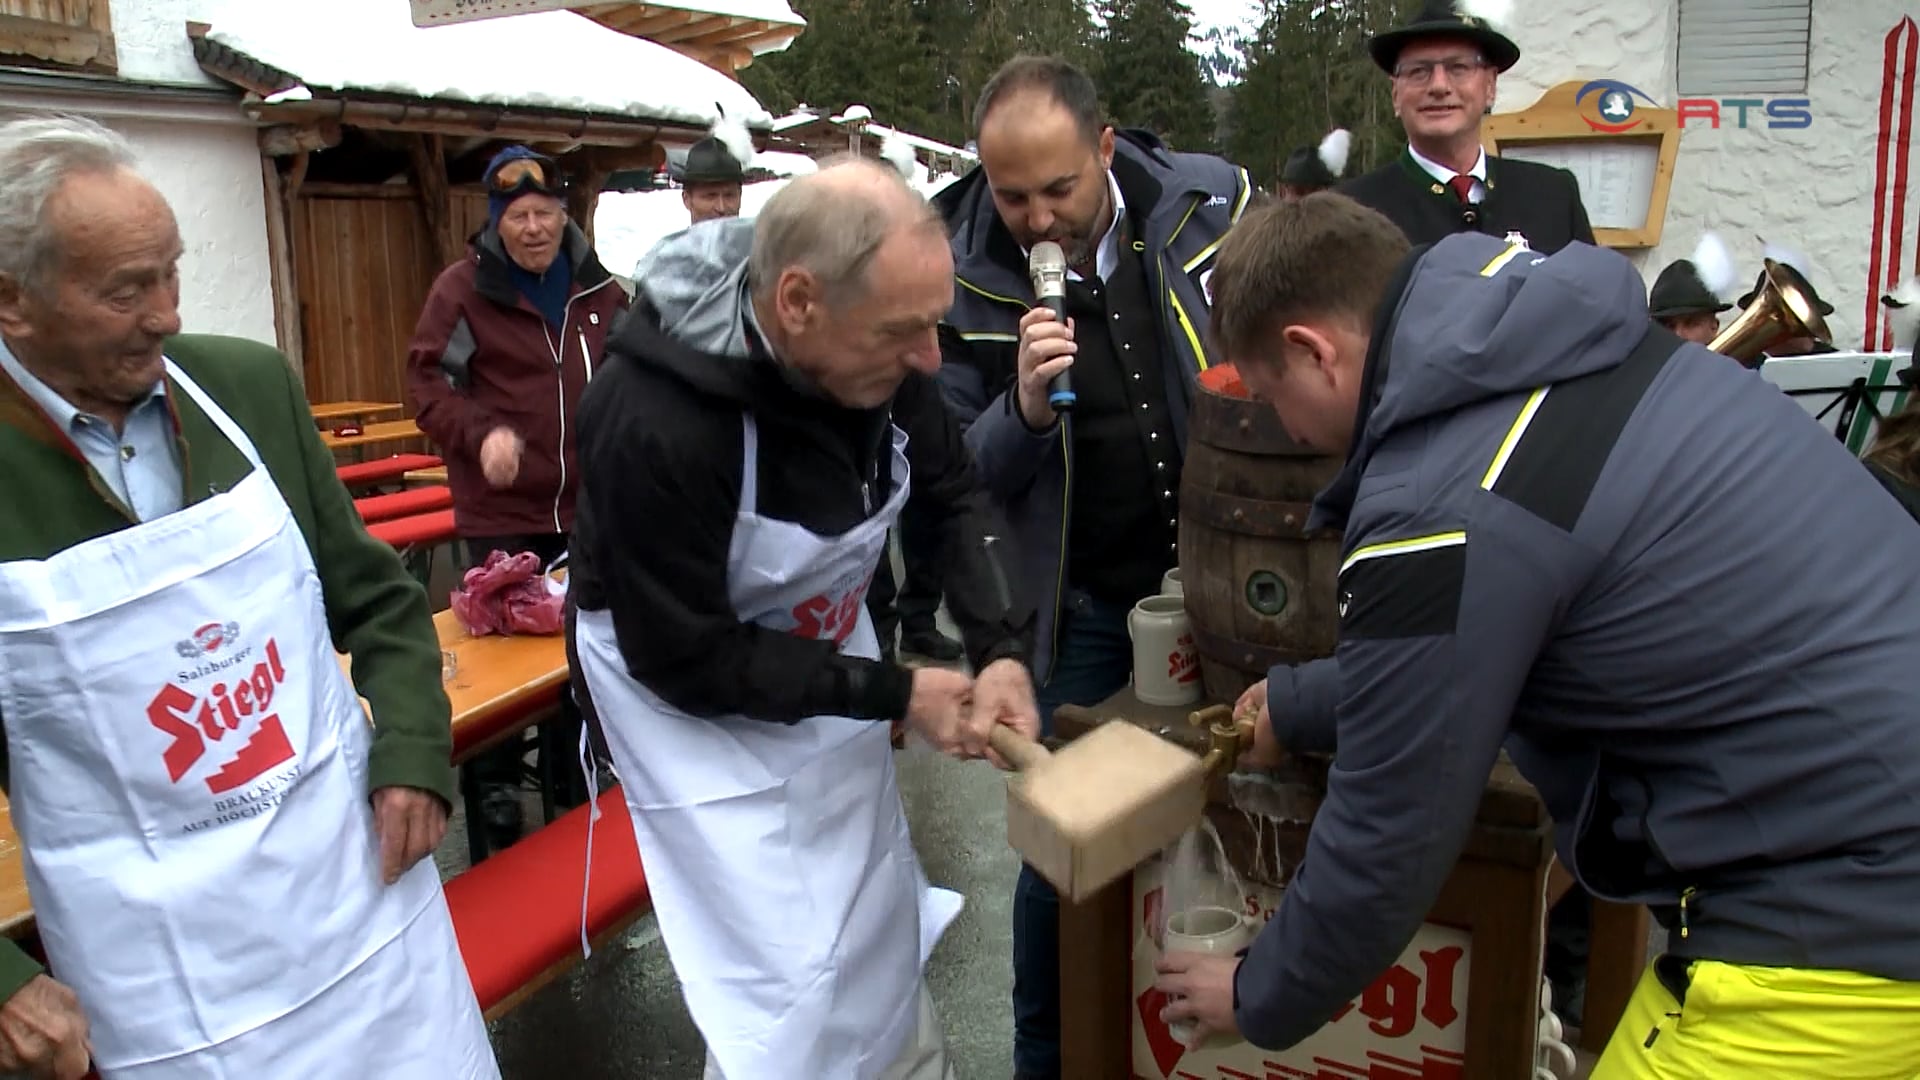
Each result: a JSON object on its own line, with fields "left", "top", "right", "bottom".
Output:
{"left": 203, "top": 0, "right": 769, "bottom": 128}
{"left": 596, "top": 170, "right": 965, "bottom": 279}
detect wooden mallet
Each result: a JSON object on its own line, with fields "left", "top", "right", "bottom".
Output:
{"left": 988, "top": 705, "right": 1252, "bottom": 902}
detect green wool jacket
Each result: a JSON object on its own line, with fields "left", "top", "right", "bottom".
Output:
{"left": 0, "top": 333, "right": 455, "bottom": 1000}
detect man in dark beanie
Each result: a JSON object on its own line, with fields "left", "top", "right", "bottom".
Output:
{"left": 1648, "top": 259, "right": 1732, "bottom": 345}
{"left": 406, "top": 144, "right": 627, "bottom": 856}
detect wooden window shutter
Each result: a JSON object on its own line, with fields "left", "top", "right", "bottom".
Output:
{"left": 0, "top": 0, "right": 118, "bottom": 72}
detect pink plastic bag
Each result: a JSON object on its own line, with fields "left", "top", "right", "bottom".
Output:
{"left": 449, "top": 550, "right": 565, "bottom": 636}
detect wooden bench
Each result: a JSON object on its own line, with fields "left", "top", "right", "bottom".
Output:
{"left": 322, "top": 419, "right": 423, "bottom": 453}
{"left": 444, "top": 786, "right": 653, "bottom": 1020}
{"left": 366, "top": 508, "right": 458, "bottom": 550}
{"left": 355, "top": 485, "right": 453, "bottom": 524}
{"left": 337, "top": 453, "right": 443, "bottom": 489}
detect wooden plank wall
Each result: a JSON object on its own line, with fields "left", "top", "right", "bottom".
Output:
{"left": 291, "top": 184, "right": 435, "bottom": 412}
{"left": 289, "top": 184, "right": 490, "bottom": 415}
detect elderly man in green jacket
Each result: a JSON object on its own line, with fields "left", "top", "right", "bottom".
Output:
{"left": 0, "top": 117, "right": 496, "bottom": 1079}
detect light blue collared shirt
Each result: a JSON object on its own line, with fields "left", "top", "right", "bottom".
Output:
{"left": 0, "top": 339, "right": 182, "bottom": 522}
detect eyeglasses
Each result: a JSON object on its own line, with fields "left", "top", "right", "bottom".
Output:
{"left": 1393, "top": 56, "right": 1490, "bottom": 85}
{"left": 489, "top": 155, "right": 563, "bottom": 198}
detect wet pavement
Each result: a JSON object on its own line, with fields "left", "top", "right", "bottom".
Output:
{"left": 432, "top": 573, "right": 1019, "bottom": 1079}
{"left": 447, "top": 743, "right": 1019, "bottom": 1080}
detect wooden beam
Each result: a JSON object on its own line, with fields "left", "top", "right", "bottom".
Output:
{"left": 666, "top": 42, "right": 750, "bottom": 76}
{"left": 681, "top": 20, "right": 773, "bottom": 49}
{"left": 286, "top": 150, "right": 311, "bottom": 202}
{"left": 248, "top": 99, "right": 685, "bottom": 150}
{"left": 561, "top": 147, "right": 613, "bottom": 247}
{"left": 258, "top": 155, "right": 305, "bottom": 381}
{"left": 0, "top": 12, "right": 114, "bottom": 70}
{"left": 259, "top": 122, "right": 342, "bottom": 157}
{"left": 588, "top": 8, "right": 701, "bottom": 37}
{"left": 406, "top": 133, "right": 461, "bottom": 270}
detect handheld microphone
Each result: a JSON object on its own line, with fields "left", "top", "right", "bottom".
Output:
{"left": 1028, "top": 241, "right": 1075, "bottom": 412}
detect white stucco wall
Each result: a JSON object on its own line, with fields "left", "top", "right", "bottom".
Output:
{"left": 0, "top": 100, "right": 277, "bottom": 346}
{"left": 1496, "top": 0, "right": 1913, "bottom": 350}
{"left": 1, "top": 0, "right": 276, "bottom": 344}
{"left": 109, "top": 0, "right": 227, "bottom": 86}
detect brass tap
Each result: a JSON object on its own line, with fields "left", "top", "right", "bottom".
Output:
{"left": 1189, "top": 704, "right": 1252, "bottom": 778}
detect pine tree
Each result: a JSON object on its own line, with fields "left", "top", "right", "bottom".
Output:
{"left": 957, "top": 0, "right": 1099, "bottom": 134}
{"left": 1227, "top": 0, "right": 1425, "bottom": 187}
{"left": 740, "top": 0, "right": 948, "bottom": 140}
{"left": 1094, "top": 0, "right": 1216, "bottom": 151}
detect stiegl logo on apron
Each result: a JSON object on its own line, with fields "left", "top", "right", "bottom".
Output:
{"left": 774, "top": 564, "right": 876, "bottom": 645}
{"left": 145, "top": 618, "right": 303, "bottom": 832}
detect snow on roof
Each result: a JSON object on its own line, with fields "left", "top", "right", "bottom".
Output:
{"left": 639, "top": 0, "right": 804, "bottom": 28}
{"left": 770, "top": 108, "right": 824, "bottom": 131}
{"left": 204, "top": 0, "right": 771, "bottom": 128}
{"left": 751, "top": 150, "right": 819, "bottom": 176}
{"left": 596, "top": 170, "right": 965, "bottom": 277}
{"left": 860, "top": 122, "right": 976, "bottom": 163}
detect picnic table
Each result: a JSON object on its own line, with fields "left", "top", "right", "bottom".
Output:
{"left": 0, "top": 609, "right": 570, "bottom": 938}
{"left": 321, "top": 419, "right": 424, "bottom": 453}
{"left": 311, "top": 400, "right": 404, "bottom": 425}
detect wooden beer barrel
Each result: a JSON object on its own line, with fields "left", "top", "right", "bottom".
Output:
{"left": 1177, "top": 381, "right": 1344, "bottom": 702}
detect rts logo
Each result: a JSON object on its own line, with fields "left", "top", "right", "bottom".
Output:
{"left": 1576, "top": 79, "right": 1657, "bottom": 132}
{"left": 1576, "top": 78, "right": 1813, "bottom": 131}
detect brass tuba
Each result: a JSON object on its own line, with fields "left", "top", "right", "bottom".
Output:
{"left": 1709, "top": 258, "right": 1833, "bottom": 366}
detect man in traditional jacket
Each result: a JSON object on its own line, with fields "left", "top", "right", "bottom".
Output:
{"left": 0, "top": 116, "right": 494, "bottom": 1079}
{"left": 1338, "top": 0, "right": 1594, "bottom": 254}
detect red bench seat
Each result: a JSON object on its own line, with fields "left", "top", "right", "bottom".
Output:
{"left": 336, "top": 453, "right": 442, "bottom": 488}
{"left": 355, "top": 485, "right": 453, "bottom": 524}
{"left": 446, "top": 787, "right": 651, "bottom": 1018}
{"left": 366, "top": 508, "right": 457, "bottom": 549}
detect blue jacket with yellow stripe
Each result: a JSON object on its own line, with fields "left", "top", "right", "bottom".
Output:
{"left": 931, "top": 130, "right": 1253, "bottom": 680}
{"left": 1238, "top": 232, "right": 1920, "bottom": 1049}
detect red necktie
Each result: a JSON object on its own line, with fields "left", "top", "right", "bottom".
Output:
{"left": 1447, "top": 174, "right": 1476, "bottom": 204}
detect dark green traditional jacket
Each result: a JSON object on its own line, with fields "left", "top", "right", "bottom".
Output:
{"left": 0, "top": 333, "right": 455, "bottom": 999}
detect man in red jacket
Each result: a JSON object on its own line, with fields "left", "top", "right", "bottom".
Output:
{"left": 406, "top": 145, "right": 627, "bottom": 852}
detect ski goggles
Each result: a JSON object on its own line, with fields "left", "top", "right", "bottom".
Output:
{"left": 488, "top": 154, "right": 564, "bottom": 199}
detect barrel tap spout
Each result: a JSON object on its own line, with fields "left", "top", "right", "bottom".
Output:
{"left": 1190, "top": 704, "right": 1252, "bottom": 779}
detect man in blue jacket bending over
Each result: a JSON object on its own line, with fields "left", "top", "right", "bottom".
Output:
{"left": 1155, "top": 192, "right": 1920, "bottom": 1076}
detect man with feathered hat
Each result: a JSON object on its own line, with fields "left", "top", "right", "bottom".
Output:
{"left": 1278, "top": 129, "right": 1350, "bottom": 201}
{"left": 1338, "top": 0, "right": 1595, "bottom": 254}
{"left": 678, "top": 113, "right": 750, "bottom": 224}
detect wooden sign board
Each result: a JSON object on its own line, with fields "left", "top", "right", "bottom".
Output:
{"left": 1484, "top": 79, "right": 1682, "bottom": 250}
{"left": 410, "top": 0, "right": 572, "bottom": 26}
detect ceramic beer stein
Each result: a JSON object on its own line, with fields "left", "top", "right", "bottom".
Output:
{"left": 1129, "top": 594, "right": 1201, "bottom": 706}
{"left": 1163, "top": 904, "right": 1258, "bottom": 1050}
{"left": 1160, "top": 567, "right": 1184, "bottom": 597}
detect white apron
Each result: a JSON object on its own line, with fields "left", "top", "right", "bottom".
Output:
{"left": 574, "top": 415, "right": 962, "bottom": 1080}
{"left": 0, "top": 362, "right": 496, "bottom": 1080}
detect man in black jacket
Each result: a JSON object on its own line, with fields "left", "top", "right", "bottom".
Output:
{"left": 1338, "top": 0, "right": 1594, "bottom": 254}
{"left": 567, "top": 158, "right": 1039, "bottom": 1077}
{"left": 932, "top": 55, "right": 1254, "bottom": 1079}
